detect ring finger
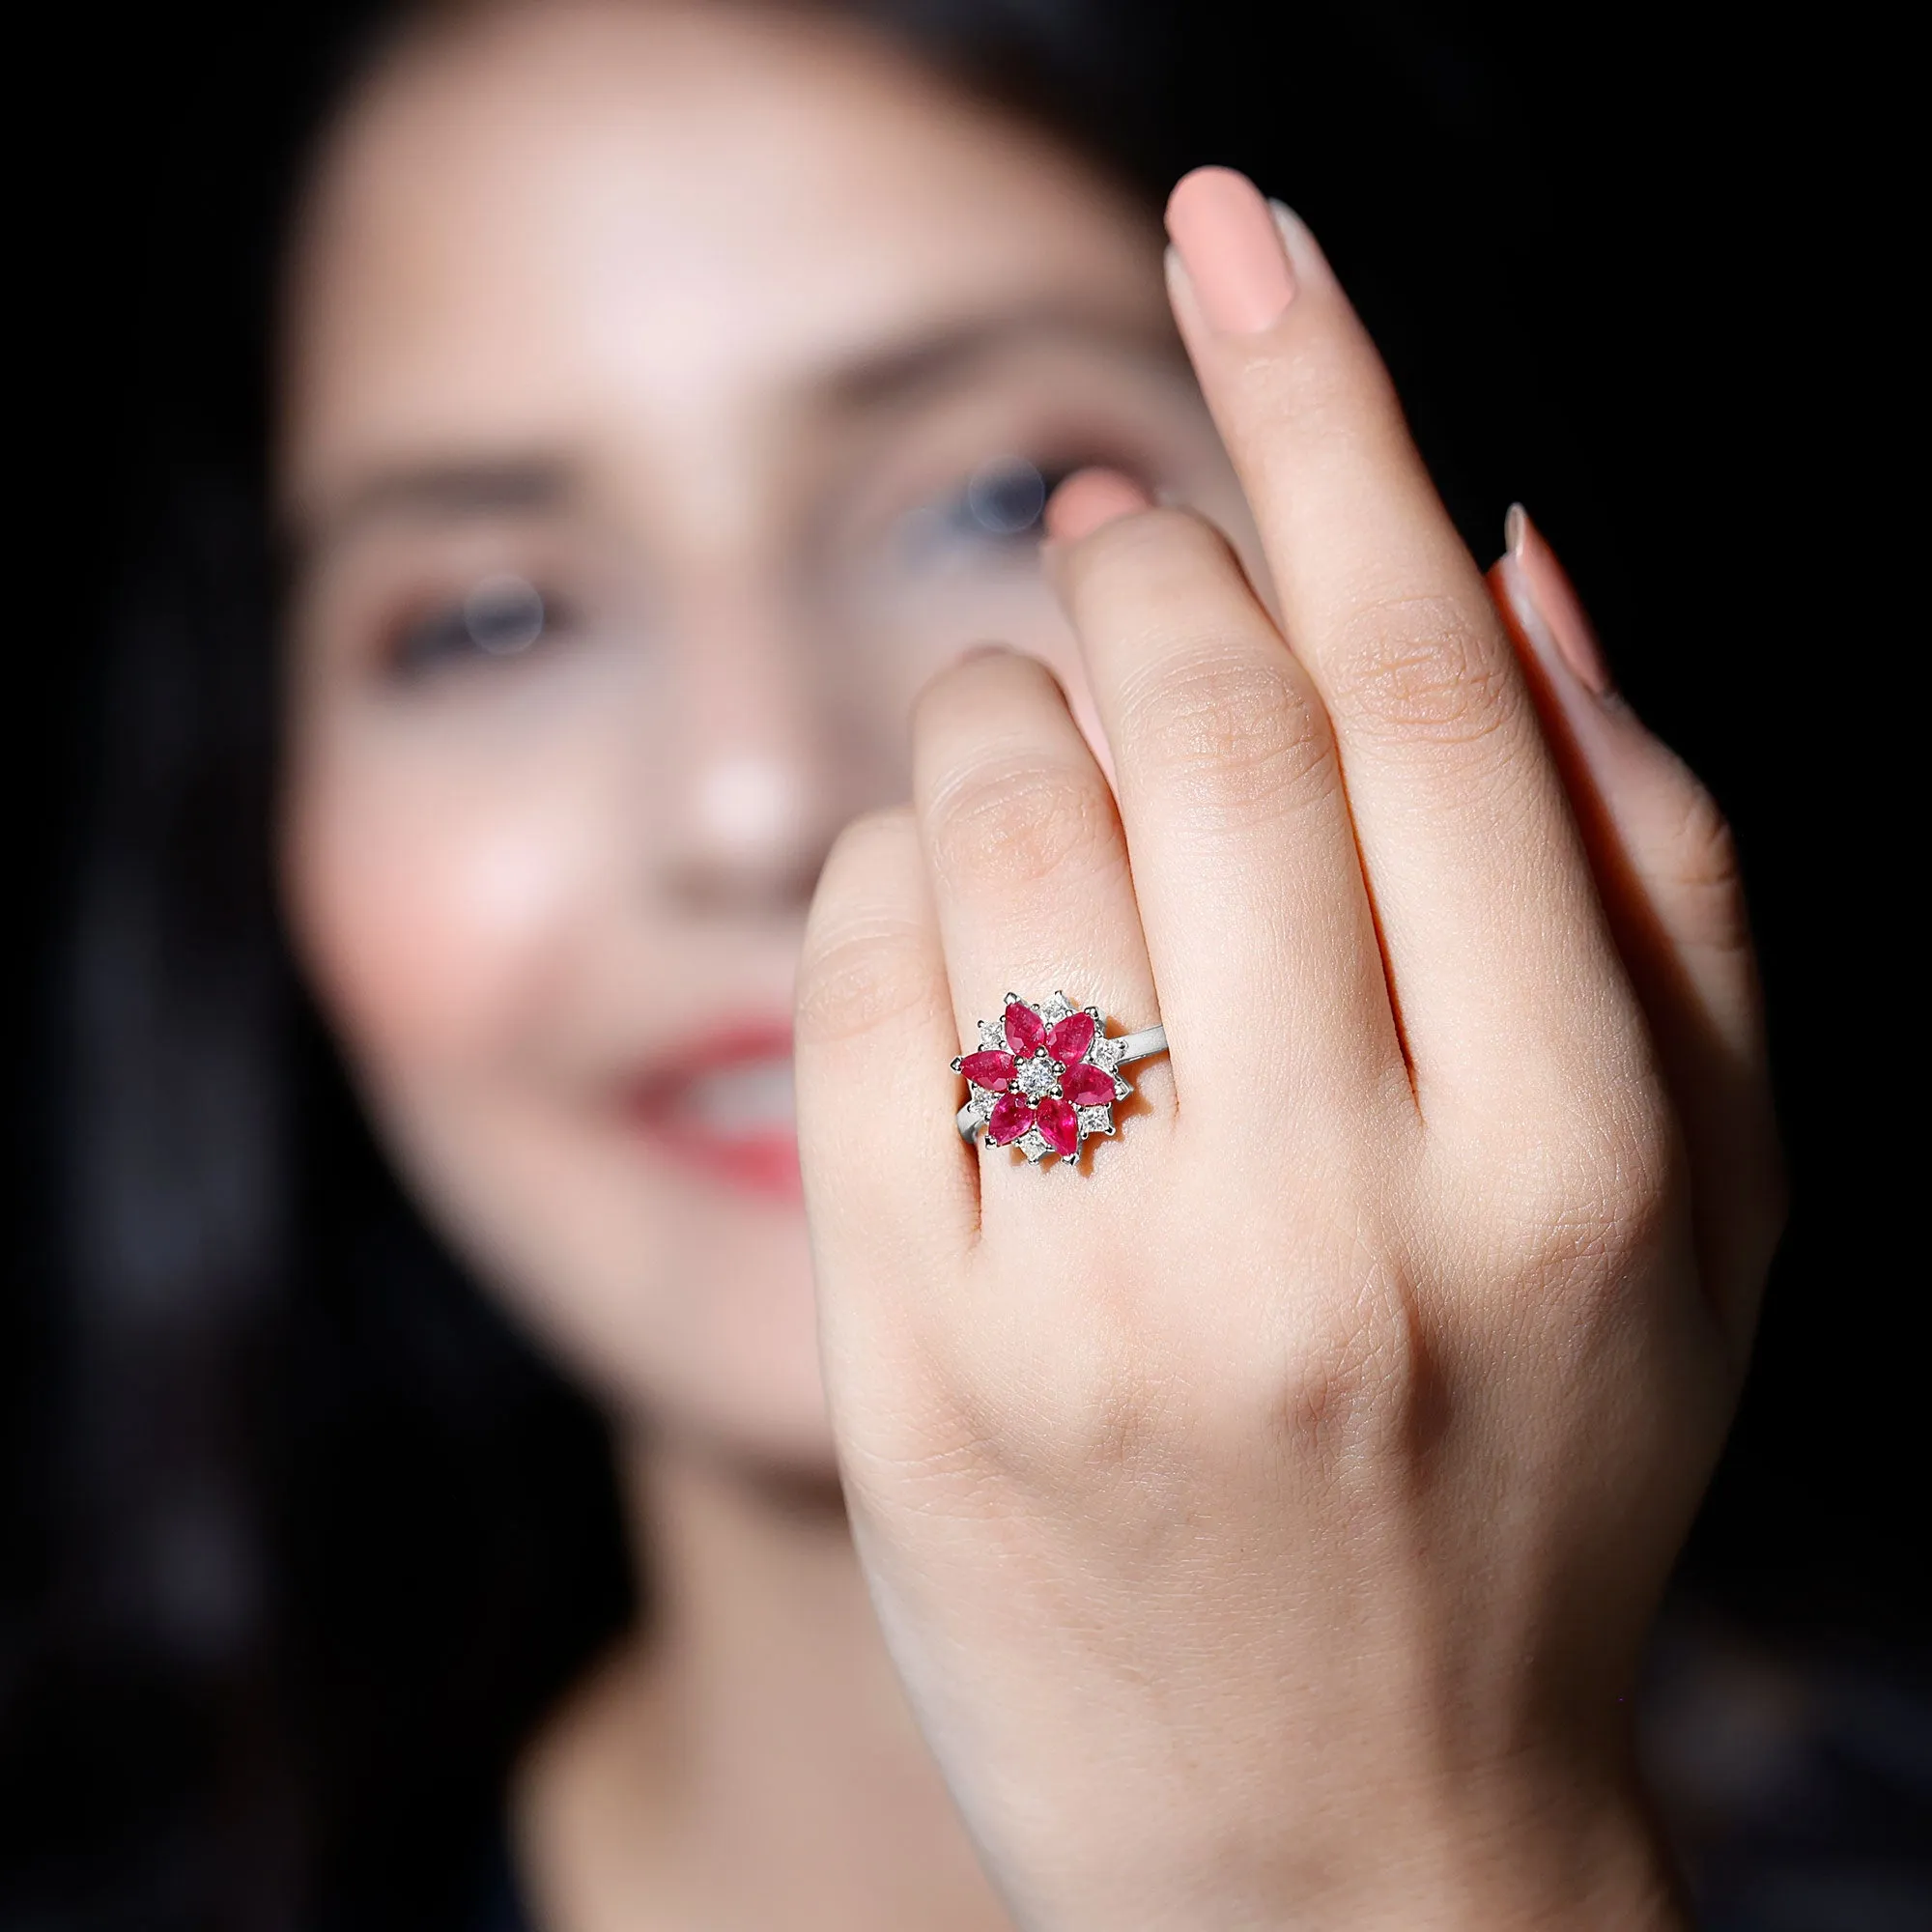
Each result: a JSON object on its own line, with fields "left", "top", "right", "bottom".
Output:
{"left": 912, "top": 646, "right": 1166, "bottom": 1202}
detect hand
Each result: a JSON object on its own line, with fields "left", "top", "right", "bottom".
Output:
{"left": 793, "top": 168, "right": 1782, "bottom": 1931}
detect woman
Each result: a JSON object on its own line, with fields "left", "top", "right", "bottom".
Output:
{"left": 10, "top": 0, "right": 1787, "bottom": 1925}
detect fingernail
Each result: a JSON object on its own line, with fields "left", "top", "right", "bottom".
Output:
{"left": 1164, "top": 166, "right": 1296, "bottom": 335}
{"left": 1505, "top": 504, "right": 1613, "bottom": 696}
{"left": 1043, "top": 467, "right": 1153, "bottom": 545}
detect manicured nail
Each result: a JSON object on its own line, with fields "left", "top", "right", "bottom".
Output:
{"left": 1044, "top": 468, "right": 1153, "bottom": 545}
{"left": 1506, "top": 504, "right": 1613, "bottom": 696}
{"left": 1165, "top": 167, "right": 1296, "bottom": 335}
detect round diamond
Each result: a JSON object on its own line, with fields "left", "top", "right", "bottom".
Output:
{"left": 1016, "top": 1053, "right": 1059, "bottom": 1101}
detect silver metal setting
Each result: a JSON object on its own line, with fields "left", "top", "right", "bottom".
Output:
{"left": 952, "top": 990, "right": 1167, "bottom": 1164}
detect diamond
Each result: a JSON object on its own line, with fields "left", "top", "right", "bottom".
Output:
{"left": 1017, "top": 1127, "right": 1049, "bottom": 1162}
{"left": 1016, "top": 1053, "right": 1059, "bottom": 1102}
{"left": 1041, "top": 990, "right": 1074, "bottom": 1025}
{"left": 978, "top": 1017, "right": 1008, "bottom": 1054}
{"left": 1076, "top": 1105, "right": 1115, "bottom": 1136}
{"left": 1088, "top": 1034, "right": 1122, "bottom": 1071}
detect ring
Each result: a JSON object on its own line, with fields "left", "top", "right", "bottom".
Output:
{"left": 952, "top": 991, "right": 1168, "bottom": 1164}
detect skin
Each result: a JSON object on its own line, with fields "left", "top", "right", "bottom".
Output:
{"left": 280, "top": 2, "right": 1783, "bottom": 1927}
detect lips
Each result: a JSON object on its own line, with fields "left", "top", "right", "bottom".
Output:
{"left": 624, "top": 1022, "right": 802, "bottom": 1202}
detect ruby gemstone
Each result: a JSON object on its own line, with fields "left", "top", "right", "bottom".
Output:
{"left": 987, "top": 1094, "right": 1036, "bottom": 1145}
{"left": 1046, "top": 1010, "right": 1095, "bottom": 1065}
{"left": 958, "top": 1050, "right": 1016, "bottom": 1093}
{"left": 1060, "top": 1062, "right": 1116, "bottom": 1108}
{"left": 1035, "top": 1095, "right": 1080, "bottom": 1159}
{"left": 1004, "top": 1001, "right": 1047, "bottom": 1057}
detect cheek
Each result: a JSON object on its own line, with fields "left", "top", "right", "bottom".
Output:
{"left": 279, "top": 715, "right": 837, "bottom": 1470}
{"left": 284, "top": 730, "right": 596, "bottom": 1081}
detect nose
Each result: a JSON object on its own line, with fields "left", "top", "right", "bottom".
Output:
{"left": 654, "top": 580, "right": 861, "bottom": 918}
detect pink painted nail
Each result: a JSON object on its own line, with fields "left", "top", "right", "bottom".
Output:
{"left": 1506, "top": 504, "right": 1613, "bottom": 697}
{"left": 1044, "top": 468, "right": 1153, "bottom": 545}
{"left": 1165, "top": 167, "right": 1296, "bottom": 335}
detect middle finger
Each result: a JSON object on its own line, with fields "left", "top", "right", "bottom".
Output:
{"left": 1164, "top": 169, "right": 1633, "bottom": 1120}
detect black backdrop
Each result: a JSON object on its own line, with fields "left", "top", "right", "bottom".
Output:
{"left": 9, "top": 0, "right": 1918, "bottom": 1922}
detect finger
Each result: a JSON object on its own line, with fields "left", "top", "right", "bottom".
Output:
{"left": 1164, "top": 169, "right": 1629, "bottom": 1118}
{"left": 910, "top": 645, "right": 1165, "bottom": 1184}
{"left": 1491, "top": 510, "right": 1784, "bottom": 1343}
{"left": 795, "top": 808, "right": 979, "bottom": 1311}
{"left": 1043, "top": 472, "right": 1409, "bottom": 1142}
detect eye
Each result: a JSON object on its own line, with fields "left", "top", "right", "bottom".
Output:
{"left": 392, "top": 574, "right": 554, "bottom": 675}
{"left": 960, "top": 456, "right": 1050, "bottom": 536}
{"left": 895, "top": 455, "right": 1073, "bottom": 569}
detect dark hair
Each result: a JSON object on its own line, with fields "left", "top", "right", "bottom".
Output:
{"left": 2, "top": 5, "right": 1192, "bottom": 1926}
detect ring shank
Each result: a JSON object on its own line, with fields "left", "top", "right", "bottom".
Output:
{"left": 954, "top": 1022, "right": 1167, "bottom": 1144}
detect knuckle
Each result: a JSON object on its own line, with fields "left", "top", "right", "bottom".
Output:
{"left": 925, "top": 754, "right": 1113, "bottom": 893}
{"left": 1276, "top": 1264, "right": 1437, "bottom": 1463}
{"left": 1326, "top": 594, "right": 1520, "bottom": 751}
{"left": 1124, "top": 648, "right": 1336, "bottom": 828}
{"left": 1494, "top": 1078, "right": 1679, "bottom": 1283}
{"left": 1238, "top": 1213, "right": 1432, "bottom": 1463}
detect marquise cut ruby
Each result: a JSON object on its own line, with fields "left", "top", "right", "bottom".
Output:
{"left": 986, "top": 1093, "right": 1036, "bottom": 1145}
{"left": 958, "top": 1050, "right": 1016, "bottom": 1093}
{"left": 1045, "top": 1010, "right": 1095, "bottom": 1065}
{"left": 1004, "top": 1001, "right": 1046, "bottom": 1057}
{"left": 1035, "top": 1095, "right": 1080, "bottom": 1159}
{"left": 1060, "top": 1062, "right": 1116, "bottom": 1108}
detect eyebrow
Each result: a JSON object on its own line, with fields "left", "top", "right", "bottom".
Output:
{"left": 299, "top": 456, "right": 574, "bottom": 556}
{"left": 825, "top": 302, "right": 1182, "bottom": 411}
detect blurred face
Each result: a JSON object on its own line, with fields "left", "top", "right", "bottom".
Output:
{"left": 280, "top": 0, "right": 1245, "bottom": 1469}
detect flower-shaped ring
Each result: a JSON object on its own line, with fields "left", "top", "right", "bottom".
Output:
{"left": 952, "top": 991, "right": 1168, "bottom": 1165}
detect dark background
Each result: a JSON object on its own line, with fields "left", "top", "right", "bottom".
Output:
{"left": 9, "top": 0, "right": 1918, "bottom": 1925}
